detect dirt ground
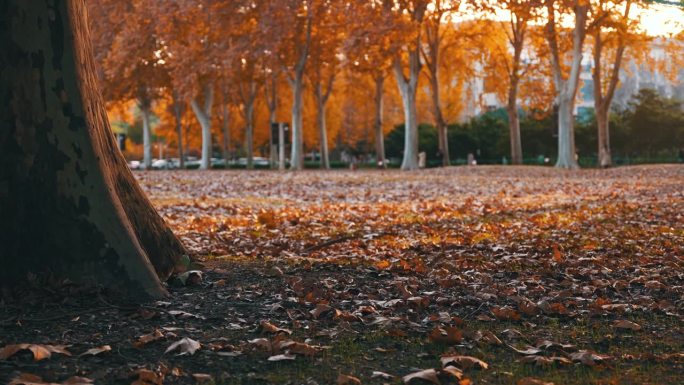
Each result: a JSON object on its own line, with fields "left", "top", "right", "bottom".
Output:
{"left": 1, "top": 165, "right": 683, "bottom": 385}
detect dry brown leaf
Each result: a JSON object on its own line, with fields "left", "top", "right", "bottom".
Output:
{"left": 8, "top": 373, "right": 93, "bottom": 385}
{"left": 165, "top": 337, "right": 201, "bottom": 356}
{"left": 569, "top": 350, "right": 612, "bottom": 366}
{"left": 267, "top": 353, "right": 296, "bottom": 361}
{"left": 371, "top": 371, "right": 394, "bottom": 379}
{"left": 248, "top": 338, "right": 272, "bottom": 351}
{"left": 334, "top": 309, "right": 362, "bottom": 322}
{"left": 192, "top": 373, "right": 213, "bottom": 384}
{"left": 441, "top": 366, "right": 463, "bottom": 380}
{"left": 613, "top": 319, "right": 641, "bottom": 331}
{"left": 428, "top": 326, "right": 462, "bottom": 344}
{"left": 79, "top": 345, "right": 111, "bottom": 357}
{"left": 134, "top": 329, "right": 165, "bottom": 348}
{"left": 519, "top": 355, "right": 571, "bottom": 366}
{"left": 337, "top": 373, "right": 362, "bottom": 385}
{"left": 0, "top": 344, "right": 71, "bottom": 361}
{"left": 402, "top": 368, "right": 441, "bottom": 384}
{"left": 518, "top": 377, "right": 554, "bottom": 385}
{"left": 260, "top": 320, "right": 292, "bottom": 335}
{"left": 310, "top": 304, "right": 332, "bottom": 319}
{"left": 491, "top": 306, "right": 521, "bottom": 321}
{"left": 133, "top": 368, "right": 163, "bottom": 385}
{"left": 440, "top": 355, "right": 489, "bottom": 370}
{"left": 507, "top": 344, "right": 542, "bottom": 355}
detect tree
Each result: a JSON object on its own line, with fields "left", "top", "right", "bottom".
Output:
{"left": 421, "top": 0, "right": 464, "bottom": 166}
{"left": 88, "top": 0, "right": 170, "bottom": 169}
{"left": 589, "top": 0, "right": 650, "bottom": 167}
{"left": 392, "top": 0, "right": 429, "bottom": 170}
{"left": 0, "top": 0, "right": 185, "bottom": 298}
{"left": 544, "top": 0, "right": 590, "bottom": 169}
{"left": 345, "top": 2, "right": 397, "bottom": 168}
{"left": 308, "top": 1, "right": 347, "bottom": 169}
{"left": 486, "top": 0, "right": 542, "bottom": 164}
{"left": 155, "top": 0, "right": 231, "bottom": 170}
{"left": 261, "top": 0, "right": 314, "bottom": 170}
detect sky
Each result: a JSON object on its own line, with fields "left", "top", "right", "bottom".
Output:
{"left": 638, "top": 3, "right": 684, "bottom": 36}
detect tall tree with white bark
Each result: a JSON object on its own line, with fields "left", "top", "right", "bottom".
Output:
{"left": 544, "top": 0, "right": 590, "bottom": 169}
{"left": 392, "top": 0, "right": 429, "bottom": 171}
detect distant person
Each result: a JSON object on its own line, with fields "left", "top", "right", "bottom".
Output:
{"left": 418, "top": 152, "right": 426, "bottom": 168}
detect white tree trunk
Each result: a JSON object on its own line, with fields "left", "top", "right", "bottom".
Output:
{"left": 141, "top": 103, "right": 152, "bottom": 169}
{"left": 317, "top": 100, "right": 330, "bottom": 169}
{"left": 374, "top": 76, "right": 386, "bottom": 168}
{"left": 555, "top": 95, "right": 578, "bottom": 169}
{"left": 245, "top": 102, "right": 254, "bottom": 170}
{"left": 190, "top": 86, "right": 213, "bottom": 170}
{"left": 290, "top": 71, "right": 304, "bottom": 170}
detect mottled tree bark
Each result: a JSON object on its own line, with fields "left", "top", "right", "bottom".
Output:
{"left": 140, "top": 97, "right": 152, "bottom": 169}
{"left": 0, "top": 0, "right": 186, "bottom": 299}
{"left": 172, "top": 91, "right": 185, "bottom": 169}
{"left": 191, "top": 85, "right": 213, "bottom": 170}
{"left": 374, "top": 75, "right": 386, "bottom": 168}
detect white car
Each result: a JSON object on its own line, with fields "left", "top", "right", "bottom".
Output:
{"left": 128, "top": 160, "right": 141, "bottom": 170}
{"left": 151, "top": 159, "right": 175, "bottom": 170}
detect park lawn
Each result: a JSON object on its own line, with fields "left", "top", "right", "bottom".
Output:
{"left": 1, "top": 165, "right": 682, "bottom": 384}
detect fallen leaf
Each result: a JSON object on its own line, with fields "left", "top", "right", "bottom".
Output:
{"left": 9, "top": 373, "right": 94, "bottom": 385}
{"left": 133, "top": 368, "right": 163, "bottom": 385}
{"left": 133, "top": 329, "right": 165, "bottom": 348}
{"left": 428, "top": 326, "right": 462, "bottom": 344}
{"left": 402, "top": 368, "right": 441, "bottom": 384}
{"left": 337, "top": 373, "right": 362, "bottom": 385}
{"left": 507, "top": 344, "right": 542, "bottom": 355}
{"left": 260, "top": 320, "right": 292, "bottom": 335}
{"left": 310, "top": 304, "right": 332, "bottom": 319}
{"left": 518, "top": 377, "right": 554, "bottom": 385}
{"left": 569, "top": 350, "right": 612, "bottom": 366}
{"left": 0, "top": 344, "right": 71, "bottom": 361}
{"left": 79, "top": 345, "right": 111, "bottom": 357}
{"left": 165, "top": 337, "right": 201, "bottom": 356}
{"left": 167, "top": 310, "right": 205, "bottom": 319}
{"left": 519, "top": 355, "right": 571, "bottom": 366}
{"left": 440, "top": 355, "right": 489, "bottom": 370}
{"left": 492, "top": 306, "right": 521, "bottom": 321}
{"left": 441, "top": 367, "right": 463, "bottom": 380}
{"left": 192, "top": 373, "right": 213, "bottom": 384}
{"left": 371, "top": 371, "right": 394, "bottom": 379}
{"left": 267, "top": 353, "right": 296, "bottom": 361}
{"left": 613, "top": 319, "right": 641, "bottom": 331}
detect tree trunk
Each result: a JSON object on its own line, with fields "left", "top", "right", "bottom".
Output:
{"left": 428, "top": 66, "right": 449, "bottom": 167}
{"left": 140, "top": 101, "right": 152, "bottom": 169}
{"left": 374, "top": 75, "right": 386, "bottom": 168}
{"left": 316, "top": 97, "right": 330, "bottom": 169}
{"left": 191, "top": 85, "right": 213, "bottom": 170}
{"left": 555, "top": 95, "right": 578, "bottom": 169}
{"left": 393, "top": 50, "right": 420, "bottom": 171}
{"left": 397, "top": 82, "right": 419, "bottom": 171}
{"left": 290, "top": 70, "right": 304, "bottom": 170}
{"left": 507, "top": 72, "right": 523, "bottom": 164}
{"left": 0, "top": 0, "right": 186, "bottom": 299}
{"left": 221, "top": 103, "right": 230, "bottom": 166}
{"left": 507, "top": 103, "right": 523, "bottom": 165}
{"left": 266, "top": 75, "right": 278, "bottom": 168}
{"left": 596, "top": 105, "right": 611, "bottom": 167}
{"left": 172, "top": 94, "right": 185, "bottom": 169}
{"left": 245, "top": 101, "right": 254, "bottom": 170}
